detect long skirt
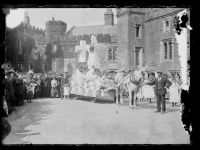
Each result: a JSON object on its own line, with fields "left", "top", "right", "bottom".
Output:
{"left": 51, "top": 87, "right": 58, "bottom": 98}
{"left": 169, "top": 84, "right": 180, "bottom": 103}
{"left": 63, "top": 86, "right": 70, "bottom": 96}
{"left": 142, "top": 85, "right": 156, "bottom": 99}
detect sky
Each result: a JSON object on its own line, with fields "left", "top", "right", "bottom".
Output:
{"left": 6, "top": 8, "right": 117, "bottom": 31}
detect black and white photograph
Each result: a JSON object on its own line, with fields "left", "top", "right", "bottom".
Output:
{"left": 1, "top": 7, "right": 194, "bottom": 145}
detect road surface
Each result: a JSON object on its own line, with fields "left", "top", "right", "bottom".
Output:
{"left": 3, "top": 98, "right": 189, "bottom": 144}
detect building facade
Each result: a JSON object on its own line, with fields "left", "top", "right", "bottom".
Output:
{"left": 5, "top": 8, "right": 190, "bottom": 74}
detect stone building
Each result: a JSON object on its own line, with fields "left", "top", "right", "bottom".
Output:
{"left": 70, "top": 8, "right": 118, "bottom": 71}
{"left": 5, "top": 8, "right": 190, "bottom": 74}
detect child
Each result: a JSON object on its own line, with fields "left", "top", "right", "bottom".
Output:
{"left": 63, "top": 83, "right": 70, "bottom": 100}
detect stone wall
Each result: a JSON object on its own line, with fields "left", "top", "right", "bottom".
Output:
{"left": 64, "top": 58, "right": 76, "bottom": 75}
{"left": 45, "top": 19, "right": 67, "bottom": 43}
{"left": 117, "top": 9, "right": 145, "bottom": 70}
{"left": 117, "top": 14, "right": 130, "bottom": 70}
{"left": 144, "top": 10, "right": 183, "bottom": 73}
{"left": 128, "top": 13, "right": 145, "bottom": 68}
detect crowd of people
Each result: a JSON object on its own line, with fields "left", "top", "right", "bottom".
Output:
{"left": 3, "top": 70, "right": 71, "bottom": 109}
{"left": 2, "top": 64, "right": 183, "bottom": 111}
{"left": 137, "top": 71, "right": 182, "bottom": 108}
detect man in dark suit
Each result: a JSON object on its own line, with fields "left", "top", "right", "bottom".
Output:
{"left": 149, "top": 71, "right": 172, "bottom": 113}
{"left": 56, "top": 73, "right": 61, "bottom": 98}
{"left": 47, "top": 74, "right": 52, "bottom": 98}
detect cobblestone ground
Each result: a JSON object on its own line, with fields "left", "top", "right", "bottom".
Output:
{"left": 3, "top": 98, "right": 189, "bottom": 144}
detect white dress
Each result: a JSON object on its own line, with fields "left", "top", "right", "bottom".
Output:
{"left": 140, "top": 79, "right": 155, "bottom": 99}
{"left": 63, "top": 85, "right": 70, "bottom": 96}
{"left": 142, "top": 85, "right": 155, "bottom": 99}
{"left": 169, "top": 81, "right": 181, "bottom": 103}
{"left": 87, "top": 48, "right": 100, "bottom": 70}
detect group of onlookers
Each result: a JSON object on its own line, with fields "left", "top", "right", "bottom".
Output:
{"left": 139, "top": 71, "right": 182, "bottom": 106}
{"left": 3, "top": 70, "right": 71, "bottom": 109}
{"left": 142, "top": 71, "right": 183, "bottom": 113}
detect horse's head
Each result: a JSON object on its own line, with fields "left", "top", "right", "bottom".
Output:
{"left": 129, "top": 66, "right": 148, "bottom": 82}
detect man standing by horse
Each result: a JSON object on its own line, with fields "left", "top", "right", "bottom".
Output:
{"left": 148, "top": 71, "right": 172, "bottom": 113}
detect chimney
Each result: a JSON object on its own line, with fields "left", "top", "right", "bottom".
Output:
{"left": 24, "top": 11, "right": 30, "bottom": 25}
{"left": 104, "top": 8, "right": 114, "bottom": 26}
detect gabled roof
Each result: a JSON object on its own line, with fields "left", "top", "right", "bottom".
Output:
{"left": 145, "top": 8, "right": 185, "bottom": 22}
{"left": 71, "top": 24, "right": 117, "bottom": 36}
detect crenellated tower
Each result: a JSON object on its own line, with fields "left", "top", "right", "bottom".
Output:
{"left": 104, "top": 8, "right": 114, "bottom": 26}
{"left": 45, "top": 17, "right": 67, "bottom": 43}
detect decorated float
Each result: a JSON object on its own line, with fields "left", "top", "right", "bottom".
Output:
{"left": 70, "top": 35, "right": 117, "bottom": 102}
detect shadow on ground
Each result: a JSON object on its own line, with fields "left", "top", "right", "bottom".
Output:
{"left": 5, "top": 100, "right": 54, "bottom": 144}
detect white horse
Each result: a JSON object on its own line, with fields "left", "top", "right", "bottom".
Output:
{"left": 114, "top": 67, "right": 146, "bottom": 108}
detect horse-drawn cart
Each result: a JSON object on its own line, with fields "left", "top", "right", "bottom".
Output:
{"left": 70, "top": 69, "right": 117, "bottom": 102}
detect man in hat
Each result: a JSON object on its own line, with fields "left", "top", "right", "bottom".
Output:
{"left": 55, "top": 73, "right": 61, "bottom": 98}
{"left": 51, "top": 77, "right": 58, "bottom": 98}
{"left": 47, "top": 74, "right": 52, "bottom": 98}
{"left": 8, "top": 72, "right": 16, "bottom": 106}
{"left": 14, "top": 73, "right": 24, "bottom": 106}
{"left": 149, "top": 71, "right": 172, "bottom": 113}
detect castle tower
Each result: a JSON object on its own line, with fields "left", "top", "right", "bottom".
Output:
{"left": 104, "top": 8, "right": 114, "bottom": 26}
{"left": 45, "top": 17, "right": 67, "bottom": 43}
{"left": 117, "top": 8, "right": 145, "bottom": 70}
{"left": 23, "top": 12, "right": 30, "bottom": 25}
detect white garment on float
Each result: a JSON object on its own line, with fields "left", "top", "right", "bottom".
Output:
{"left": 78, "top": 50, "right": 87, "bottom": 62}
{"left": 87, "top": 49, "right": 100, "bottom": 69}
{"left": 70, "top": 69, "right": 86, "bottom": 95}
{"left": 169, "top": 82, "right": 181, "bottom": 103}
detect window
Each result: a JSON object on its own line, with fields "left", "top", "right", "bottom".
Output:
{"left": 161, "top": 39, "right": 173, "bottom": 60}
{"left": 43, "top": 64, "right": 47, "bottom": 71}
{"left": 108, "top": 49, "right": 113, "bottom": 61}
{"left": 135, "top": 47, "right": 142, "bottom": 66}
{"left": 18, "top": 64, "right": 22, "bottom": 69}
{"left": 29, "top": 64, "right": 33, "bottom": 70}
{"left": 135, "top": 24, "right": 142, "bottom": 38}
{"left": 164, "top": 42, "right": 168, "bottom": 59}
{"left": 52, "top": 44, "right": 57, "bottom": 53}
{"left": 35, "top": 52, "right": 38, "bottom": 60}
{"left": 169, "top": 41, "right": 173, "bottom": 59}
{"left": 33, "top": 48, "right": 38, "bottom": 60}
{"left": 17, "top": 39, "right": 22, "bottom": 54}
{"left": 163, "top": 18, "right": 171, "bottom": 32}
{"left": 108, "top": 48, "right": 117, "bottom": 62}
{"left": 135, "top": 50, "right": 139, "bottom": 66}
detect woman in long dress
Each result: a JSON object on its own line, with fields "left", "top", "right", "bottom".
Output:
{"left": 168, "top": 74, "right": 181, "bottom": 107}
{"left": 142, "top": 72, "right": 156, "bottom": 103}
